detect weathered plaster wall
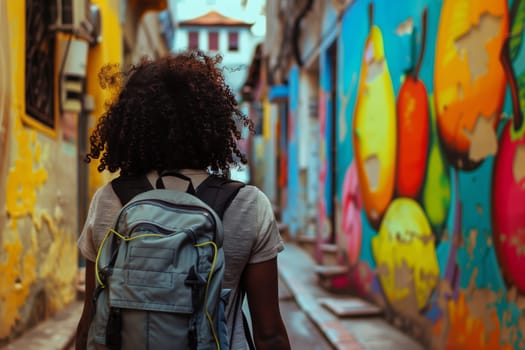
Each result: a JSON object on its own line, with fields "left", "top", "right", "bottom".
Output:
{"left": 264, "top": 2, "right": 524, "bottom": 345}
{"left": 0, "top": 1, "right": 79, "bottom": 343}
{"left": 0, "top": 0, "right": 11, "bottom": 235}
{"left": 1, "top": 0, "right": 169, "bottom": 344}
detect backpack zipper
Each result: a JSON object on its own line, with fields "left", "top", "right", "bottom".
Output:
{"left": 116, "top": 199, "right": 218, "bottom": 235}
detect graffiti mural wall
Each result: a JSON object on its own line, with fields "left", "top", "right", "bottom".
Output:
{"left": 332, "top": 0, "right": 525, "bottom": 348}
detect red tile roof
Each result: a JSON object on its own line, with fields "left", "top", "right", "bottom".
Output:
{"left": 178, "top": 10, "right": 253, "bottom": 28}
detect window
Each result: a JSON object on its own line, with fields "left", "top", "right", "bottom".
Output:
{"left": 208, "top": 31, "right": 218, "bottom": 51}
{"left": 188, "top": 31, "right": 199, "bottom": 50}
{"left": 228, "top": 31, "right": 239, "bottom": 51}
{"left": 25, "top": 0, "right": 55, "bottom": 128}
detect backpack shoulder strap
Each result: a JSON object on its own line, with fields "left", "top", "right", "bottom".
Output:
{"left": 111, "top": 175, "right": 154, "bottom": 206}
{"left": 196, "top": 175, "right": 245, "bottom": 219}
{"left": 111, "top": 173, "right": 244, "bottom": 217}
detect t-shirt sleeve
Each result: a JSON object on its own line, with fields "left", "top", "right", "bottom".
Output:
{"left": 77, "top": 188, "right": 101, "bottom": 262}
{"left": 248, "top": 189, "right": 285, "bottom": 264}
{"left": 77, "top": 185, "right": 121, "bottom": 262}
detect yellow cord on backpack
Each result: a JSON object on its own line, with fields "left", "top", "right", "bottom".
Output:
{"left": 95, "top": 228, "right": 164, "bottom": 288}
{"left": 194, "top": 241, "right": 220, "bottom": 350}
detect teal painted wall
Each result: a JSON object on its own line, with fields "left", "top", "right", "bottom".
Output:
{"left": 321, "top": 0, "right": 525, "bottom": 348}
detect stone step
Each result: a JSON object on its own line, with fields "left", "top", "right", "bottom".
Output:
{"left": 320, "top": 243, "right": 339, "bottom": 266}
{"left": 319, "top": 297, "right": 383, "bottom": 317}
{"left": 314, "top": 264, "right": 349, "bottom": 277}
{"left": 314, "top": 264, "right": 350, "bottom": 291}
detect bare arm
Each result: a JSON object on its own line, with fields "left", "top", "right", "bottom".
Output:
{"left": 76, "top": 260, "right": 95, "bottom": 350}
{"left": 242, "top": 257, "right": 291, "bottom": 350}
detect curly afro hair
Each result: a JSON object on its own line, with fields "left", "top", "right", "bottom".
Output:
{"left": 85, "top": 50, "right": 254, "bottom": 176}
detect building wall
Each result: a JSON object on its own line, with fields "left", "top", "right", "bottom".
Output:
{"left": 0, "top": 1, "right": 84, "bottom": 343}
{"left": 281, "top": 67, "right": 304, "bottom": 236}
{"left": 261, "top": 101, "right": 278, "bottom": 202}
{"left": 0, "top": 1, "right": 11, "bottom": 236}
{"left": 316, "top": 0, "right": 524, "bottom": 348}
{"left": 131, "top": 13, "right": 166, "bottom": 62}
{"left": 317, "top": 45, "right": 337, "bottom": 244}
{"left": 174, "top": 26, "right": 252, "bottom": 61}
{"left": 264, "top": 0, "right": 284, "bottom": 84}
{"left": 0, "top": 0, "right": 170, "bottom": 344}
{"left": 87, "top": 0, "right": 125, "bottom": 199}
{"left": 174, "top": 25, "right": 258, "bottom": 93}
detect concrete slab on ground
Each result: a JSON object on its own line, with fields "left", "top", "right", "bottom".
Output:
{"left": 1, "top": 301, "right": 82, "bottom": 350}
{"left": 278, "top": 242, "right": 424, "bottom": 350}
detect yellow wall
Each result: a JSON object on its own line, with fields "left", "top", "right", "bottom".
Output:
{"left": 0, "top": 0, "right": 79, "bottom": 343}
{"left": 86, "top": 0, "right": 124, "bottom": 198}
{"left": 0, "top": 0, "right": 168, "bottom": 344}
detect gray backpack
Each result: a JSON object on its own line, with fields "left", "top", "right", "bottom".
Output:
{"left": 88, "top": 172, "right": 245, "bottom": 350}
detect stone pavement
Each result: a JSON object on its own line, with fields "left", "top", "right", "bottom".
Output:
{"left": 0, "top": 300, "right": 81, "bottom": 350}
{"left": 278, "top": 242, "right": 424, "bottom": 350}
{"left": 2, "top": 242, "right": 424, "bottom": 350}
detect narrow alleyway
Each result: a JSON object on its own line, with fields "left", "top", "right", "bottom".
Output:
{"left": 2, "top": 241, "right": 425, "bottom": 350}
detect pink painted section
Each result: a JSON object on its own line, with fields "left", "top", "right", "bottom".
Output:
{"left": 492, "top": 122, "right": 525, "bottom": 293}
{"left": 342, "top": 161, "right": 362, "bottom": 266}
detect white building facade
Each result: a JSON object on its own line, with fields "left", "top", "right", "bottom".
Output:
{"left": 173, "top": 9, "right": 259, "bottom": 95}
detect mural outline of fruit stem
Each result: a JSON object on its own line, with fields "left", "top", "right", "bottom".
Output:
{"left": 412, "top": 8, "right": 428, "bottom": 80}
{"left": 500, "top": 4, "right": 524, "bottom": 131}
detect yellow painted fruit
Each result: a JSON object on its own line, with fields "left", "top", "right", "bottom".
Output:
{"left": 372, "top": 198, "right": 439, "bottom": 310}
{"left": 352, "top": 26, "right": 397, "bottom": 229}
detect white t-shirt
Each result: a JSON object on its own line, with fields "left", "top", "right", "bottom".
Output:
{"left": 77, "top": 171, "right": 285, "bottom": 349}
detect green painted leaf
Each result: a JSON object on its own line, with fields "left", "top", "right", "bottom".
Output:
{"left": 516, "top": 73, "right": 525, "bottom": 123}
{"left": 422, "top": 95, "right": 451, "bottom": 235}
{"left": 509, "top": 72, "right": 525, "bottom": 140}
{"left": 510, "top": 0, "right": 525, "bottom": 61}
{"left": 519, "top": 73, "right": 525, "bottom": 116}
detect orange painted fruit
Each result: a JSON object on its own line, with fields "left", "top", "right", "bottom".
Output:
{"left": 396, "top": 76, "right": 430, "bottom": 199}
{"left": 434, "top": 0, "right": 509, "bottom": 169}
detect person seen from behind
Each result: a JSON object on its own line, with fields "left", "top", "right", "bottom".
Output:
{"left": 75, "top": 50, "right": 291, "bottom": 350}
